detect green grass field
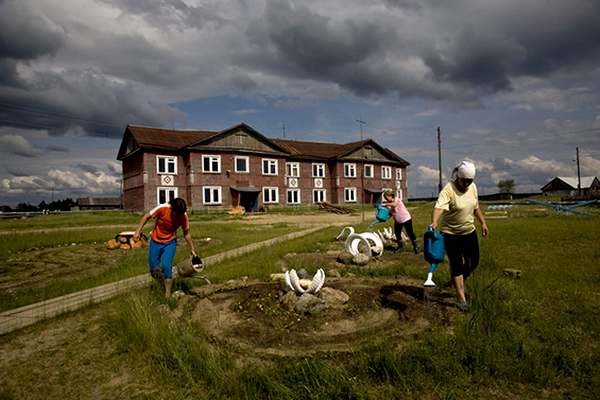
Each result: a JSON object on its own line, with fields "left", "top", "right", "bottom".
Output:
{"left": 0, "top": 219, "right": 300, "bottom": 311}
{"left": 1, "top": 205, "right": 599, "bottom": 399}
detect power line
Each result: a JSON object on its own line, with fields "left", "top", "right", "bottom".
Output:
{"left": 0, "top": 102, "right": 124, "bottom": 129}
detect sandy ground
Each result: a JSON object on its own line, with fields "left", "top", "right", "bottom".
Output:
{"left": 0, "top": 212, "right": 365, "bottom": 235}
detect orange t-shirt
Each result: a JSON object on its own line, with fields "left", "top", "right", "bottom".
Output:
{"left": 148, "top": 204, "right": 189, "bottom": 243}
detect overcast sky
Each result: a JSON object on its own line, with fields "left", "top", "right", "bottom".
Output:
{"left": 1, "top": 0, "right": 599, "bottom": 206}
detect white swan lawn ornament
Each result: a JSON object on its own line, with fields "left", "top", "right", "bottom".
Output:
{"left": 284, "top": 268, "right": 325, "bottom": 294}
{"left": 360, "top": 232, "right": 384, "bottom": 256}
{"left": 344, "top": 232, "right": 385, "bottom": 258}
{"left": 335, "top": 226, "right": 355, "bottom": 240}
{"left": 345, "top": 233, "right": 373, "bottom": 258}
{"left": 378, "top": 227, "right": 408, "bottom": 243}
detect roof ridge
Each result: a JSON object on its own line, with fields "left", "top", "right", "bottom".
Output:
{"left": 128, "top": 124, "right": 217, "bottom": 133}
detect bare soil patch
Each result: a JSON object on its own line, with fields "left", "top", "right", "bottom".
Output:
{"left": 173, "top": 276, "right": 456, "bottom": 356}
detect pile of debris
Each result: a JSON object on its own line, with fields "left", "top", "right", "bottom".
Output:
{"left": 318, "top": 201, "right": 353, "bottom": 214}
{"left": 105, "top": 231, "right": 148, "bottom": 250}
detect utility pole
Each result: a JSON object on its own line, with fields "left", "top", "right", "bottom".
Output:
{"left": 576, "top": 146, "right": 581, "bottom": 197}
{"left": 282, "top": 122, "right": 286, "bottom": 138}
{"left": 437, "top": 127, "right": 442, "bottom": 193}
{"left": 356, "top": 119, "right": 367, "bottom": 221}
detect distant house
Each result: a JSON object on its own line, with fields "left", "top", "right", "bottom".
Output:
{"left": 116, "top": 123, "right": 410, "bottom": 212}
{"left": 77, "top": 196, "right": 122, "bottom": 210}
{"left": 541, "top": 176, "right": 600, "bottom": 198}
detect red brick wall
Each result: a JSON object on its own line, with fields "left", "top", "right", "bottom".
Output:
{"left": 122, "top": 150, "right": 408, "bottom": 211}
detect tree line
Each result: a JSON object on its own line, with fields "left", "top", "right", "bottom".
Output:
{"left": 1, "top": 198, "right": 77, "bottom": 213}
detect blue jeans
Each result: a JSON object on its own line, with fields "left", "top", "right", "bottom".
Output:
{"left": 148, "top": 238, "right": 177, "bottom": 279}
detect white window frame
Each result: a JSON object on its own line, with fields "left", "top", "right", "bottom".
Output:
{"left": 287, "top": 189, "right": 301, "bottom": 204}
{"left": 262, "top": 158, "right": 278, "bottom": 176}
{"left": 312, "top": 163, "right": 325, "bottom": 178}
{"left": 344, "top": 163, "right": 357, "bottom": 178}
{"left": 344, "top": 187, "right": 357, "bottom": 203}
{"left": 202, "top": 155, "right": 221, "bottom": 173}
{"left": 263, "top": 186, "right": 279, "bottom": 204}
{"left": 156, "top": 155, "right": 177, "bottom": 175}
{"left": 202, "top": 186, "right": 222, "bottom": 205}
{"left": 382, "top": 166, "right": 392, "bottom": 180}
{"left": 286, "top": 162, "right": 300, "bottom": 177}
{"left": 234, "top": 156, "right": 250, "bottom": 173}
{"left": 396, "top": 168, "right": 403, "bottom": 181}
{"left": 364, "top": 164, "right": 374, "bottom": 178}
{"left": 157, "top": 187, "right": 177, "bottom": 205}
{"left": 312, "top": 189, "right": 326, "bottom": 203}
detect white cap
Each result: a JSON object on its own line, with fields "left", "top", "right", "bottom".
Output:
{"left": 457, "top": 161, "right": 476, "bottom": 179}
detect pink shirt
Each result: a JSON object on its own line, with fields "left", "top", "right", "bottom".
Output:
{"left": 391, "top": 200, "right": 411, "bottom": 224}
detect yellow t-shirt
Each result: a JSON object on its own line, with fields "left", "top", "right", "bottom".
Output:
{"left": 435, "top": 182, "right": 479, "bottom": 235}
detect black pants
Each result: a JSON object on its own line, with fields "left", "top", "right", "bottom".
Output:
{"left": 394, "top": 218, "right": 417, "bottom": 244}
{"left": 443, "top": 230, "right": 479, "bottom": 278}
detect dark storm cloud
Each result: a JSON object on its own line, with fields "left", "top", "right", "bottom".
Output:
{"left": 0, "top": 0, "right": 185, "bottom": 138}
{"left": 0, "top": 69, "right": 185, "bottom": 138}
{"left": 6, "top": 167, "right": 31, "bottom": 177}
{"left": 0, "top": 59, "right": 24, "bottom": 88}
{"left": 76, "top": 163, "right": 99, "bottom": 174}
{"left": 0, "top": 134, "right": 39, "bottom": 157}
{"left": 241, "top": 0, "right": 600, "bottom": 100}
{"left": 422, "top": 2, "right": 600, "bottom": 93}
{"left": 0, "top": 0, "right": 66, "bottom": 60}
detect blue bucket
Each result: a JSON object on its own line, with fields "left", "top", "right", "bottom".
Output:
{"left": 375, "top": 205, "right": 390, "bottom": 222}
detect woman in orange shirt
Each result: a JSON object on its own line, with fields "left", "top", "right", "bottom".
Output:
{"left": 133, "top": 198, "right": 197, "bottom": 298}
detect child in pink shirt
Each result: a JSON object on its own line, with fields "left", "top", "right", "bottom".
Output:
{"left": 381, "top": 191, "right": 419, "bottom": 253}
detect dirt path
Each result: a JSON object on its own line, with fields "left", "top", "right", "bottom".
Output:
{"left": 0, "top": 212, "right": 363, "bottom": 235}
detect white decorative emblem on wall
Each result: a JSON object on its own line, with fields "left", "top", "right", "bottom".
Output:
{"left": 288, "top": 177, "right": 298, "bottom": 188}
{"left": 160, "top": 175, "right": 174, "bottom": 186}
{"left": 314, "top": 178, "right": 323, "bottom": 188}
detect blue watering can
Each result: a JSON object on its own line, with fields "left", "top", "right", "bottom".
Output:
{"left": 375, "top": 205, "right": 390, "bottom": 222}
{"left": 367, "top": 204, "right": 391, "bottom": 230}
{"left": 423, "top": 226, "right": 444, "bottom": 287}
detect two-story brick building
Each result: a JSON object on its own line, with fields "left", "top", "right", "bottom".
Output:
{"left": 117, "top": 123, "right": 410, "bottom": 211}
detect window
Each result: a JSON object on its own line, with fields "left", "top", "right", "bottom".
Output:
{"left": 157, "top": 155, "right": 177, "bottom": 175}
{"left": 364, "top": 164, "right": 374, "bottom": 178}
{"left": 286, "top": 162, "right": 300, "bottom": 177}
{"left": 287, "top": 189, "right": 300, "bottom": 204}
{"left": 382, "top": 166, "right": 392, "bottom": 179}
{"left": 202, "top": 155, "right": 221, "bottom": 173}
{"left": 262, "top": 159, "right": 278, "bottom": 175}
{"left": 344, "top": 163, "right": 356, "bottom": 178}
{"left": 313, "top": 189, "right": 326, "bottom": 203}
{"left": 312, "top": 163, "right": 325, "bottom": 177}
{"left": 263, "top": 187, "right": 279, "bottom": 204}
{"left": 157, "top": 187, "right": 177, "bottom": 205}
{"left": 235, "top": 156, "right": 249, "bottom": 173}
{"left": 396, "top": 168, "right": 403, "bottom": 181}
{"left": 202, "top": 186, "right": 222, "bottom": 205}
{"left": 344, "top": 187, "right": 357, "bottom": 203}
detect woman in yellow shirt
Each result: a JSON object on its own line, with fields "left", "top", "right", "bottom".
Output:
{"left": 431, "top": 161, "right": 488, "bottom": 311}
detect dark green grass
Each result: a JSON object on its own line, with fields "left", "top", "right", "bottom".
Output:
{"left": 0, "top": 222, "right": 298, "bottom": 311}
{"left": 105, "top": 212, "right": 600, "bottom": 399}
